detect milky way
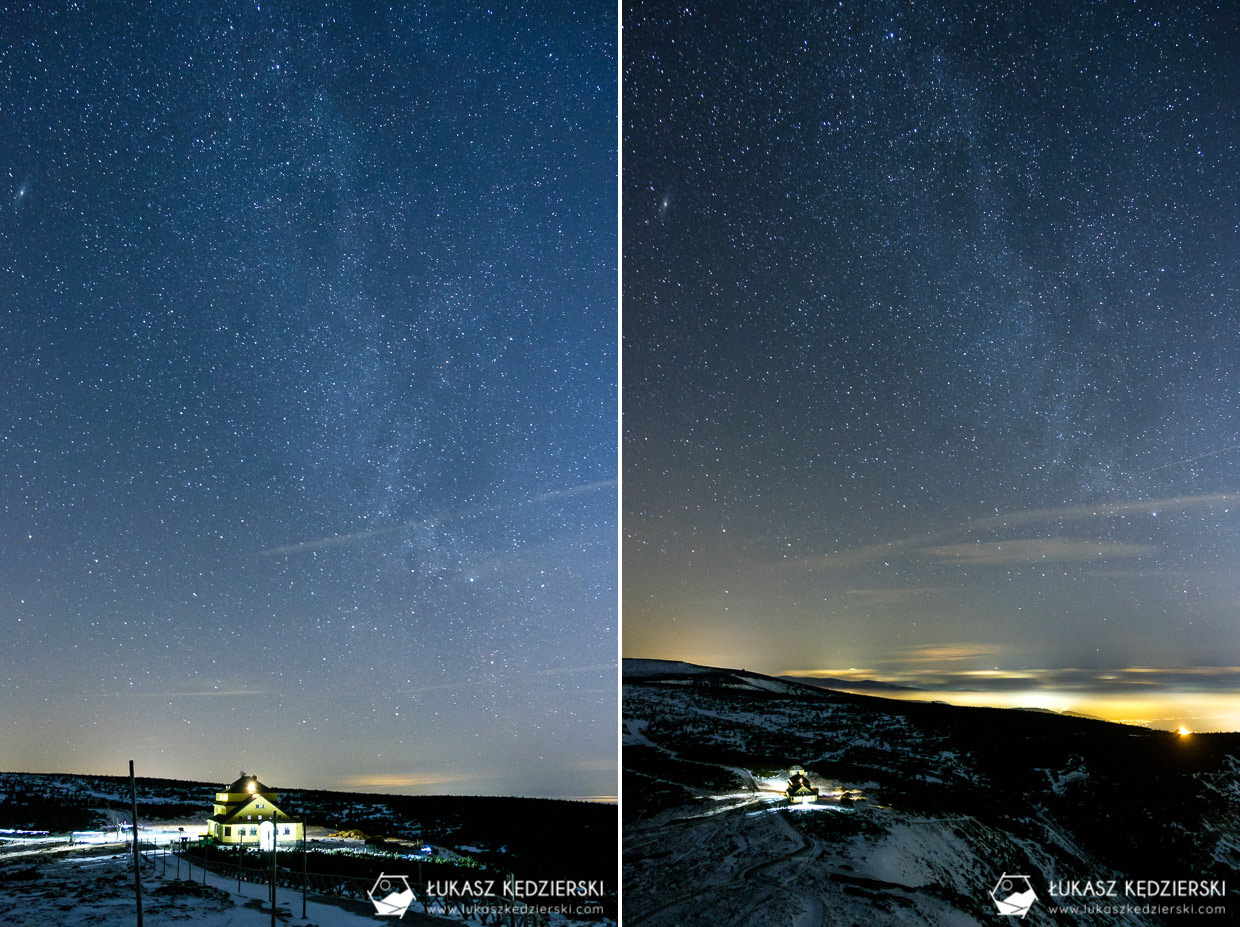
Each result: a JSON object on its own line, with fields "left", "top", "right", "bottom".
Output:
{"left": 624, "top": 1, "right": 1240, "bottom": 730}
{"left": 0, "top": 2, "right": 616, "bottom": 795}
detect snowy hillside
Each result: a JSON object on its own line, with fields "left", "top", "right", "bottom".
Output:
{"left": 0, "top": 771, "right": 616, "bottom": 923}
{"left": 623, "top": 660, "right": 1240, "bottom": 925}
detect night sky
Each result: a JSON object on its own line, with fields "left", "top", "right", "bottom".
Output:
{"left": 624, "top": 1, "right": 1240, "bottom": 731}
{"left": 1, "top": 2, "right": 616, "bottom": 798}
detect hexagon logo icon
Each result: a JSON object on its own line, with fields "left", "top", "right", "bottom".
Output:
{"left": 990, "top": 873, "right": 1037, "bottom": 918}
{"left": 369, "top": 872, "right": 414, "bottom": 918}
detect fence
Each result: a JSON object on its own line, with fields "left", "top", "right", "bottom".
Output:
{"left": 166, "top": 843, "right": 553, "bottom": 927}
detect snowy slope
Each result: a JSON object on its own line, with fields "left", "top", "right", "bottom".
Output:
{"left": 624, "top": 663, "right": 1240, "bottom": 926}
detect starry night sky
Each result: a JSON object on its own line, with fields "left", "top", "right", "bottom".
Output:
{"left": 1, "top": 2, "right": 616, "bottom": 797}
{"left": 625, "top": 1, "right": 1240, "bottom": 730}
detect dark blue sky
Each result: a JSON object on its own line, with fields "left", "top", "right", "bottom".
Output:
{"left": 1, "top": 1, "right": 616, "bottom": 796}
{"left": 624, "top": 0, "right": 1240, "bottom": 731}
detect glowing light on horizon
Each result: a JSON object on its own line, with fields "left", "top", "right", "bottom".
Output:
{"left": 783, "top": 679, "right": 1240, "bottom": 733}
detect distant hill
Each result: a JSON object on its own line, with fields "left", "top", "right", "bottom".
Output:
{"left": 622, "top": 657, "right": 715, "bottom": 677}
{"left": 623, "top": 658, "right": 825, "bottom": 696}
{"left": 778, "top": 673, "right": 922, "bottom": 693}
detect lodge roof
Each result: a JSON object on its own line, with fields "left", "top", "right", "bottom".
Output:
{"left": 208, "top": 799, "right": 294, "bottom": 825}
{"left": 223, "top": 772, "right": 274, "bottom": 795}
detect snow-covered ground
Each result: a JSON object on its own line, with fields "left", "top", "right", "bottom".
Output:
{"left": 0, "top": 845, "right": 612, "bottom": 927}
{"left": 0, "top": 849, "right": 395, "bottom": 927}
{"left": 622, "top": 669, "right": 1218, "bottom": 926}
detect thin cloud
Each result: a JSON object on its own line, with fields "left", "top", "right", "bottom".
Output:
{"left": 260, "top": 525, "right": 401, "bottom": 557}
{"left": 777, "top": 492, "right": 1237, "bottom": 571}
{"left": 464, "top": 529, "right": 613, "bottom": 575}
{"left": 528, "top": 479, "right": 616, "bottom": 505}
{"left": 99, "top": 689, "right": 271, "bottom": 698}
{"left": 259, "top": 479, "right": 615, "bottom": 558}
{"left": 336, "top": 773, "right": 476, "bottom": 789}
{"left": 842, "top": 587, "right": 947, "bottom": 605}
{"left": 919, "top": 539, "right": 1153, "bottom": 565}
{"left": 782, "top": 664, "right": 1240, "bottom": 694}
{"left": 395, "top": 666, "right": 614, "bottom": 696}
{"left": 771, "top": 537, "right": 933, "bottom": 571}
{"left": 784, "top": 667, "right": 883, "bottom": 680}
{"left": 1143, "top": 445, "right": 1240, "bottom": 474}
{"left": 891, "top": 642, "right": 1008, "bottom": 664}
{"left": 397, "top": 680, "right": 486, "bottom": 695}
{"left": 969, "top": 493, "right": 1240, "bottom": 530}
{"left": 534, "top": 663, "right": 616, "bottom": 676}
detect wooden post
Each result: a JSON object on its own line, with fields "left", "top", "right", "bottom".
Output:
{"left": 129, "top": 760, "right": 143, "bottom": 927}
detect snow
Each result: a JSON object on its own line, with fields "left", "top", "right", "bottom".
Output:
{"left": 1046, "top": 768, "right": 1089, "bottom": 796}
{"left": 621, "top": 719, "right": 652, "bottom": 747}
{"left": 845, "top": 820, "right": 980, "bottom": 890}
{"left": 1, "top": 844, "right": 611, "bottom": 927}
{"left": 0, "top": 850, "right": 381, "bottom": 927}
{"left": 727, "top": 677, "right": 812, "bottom": 696}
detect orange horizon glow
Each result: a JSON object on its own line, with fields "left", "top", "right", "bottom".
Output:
{"left": 757, "top": 662, "right": 1240, "bottom": 733}
{"left": 623, "top": 653, "right": 1240, "bottom": 732}
{"left": 819, "top": 686, "right": 1240, "bottom": 732}
{"left": 779, "top": 677, "right": 1240, "bottom": 733}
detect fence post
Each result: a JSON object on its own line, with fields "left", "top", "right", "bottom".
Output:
{"left": 270, "top": 824, "right": 277, "bottom": 927}
{"left": 128, "top": 760, "right": 143, "bottom": 927}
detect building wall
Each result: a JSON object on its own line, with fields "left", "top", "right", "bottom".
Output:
{"left": 212, "top": 817, "right": 304, "bottom": 845}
